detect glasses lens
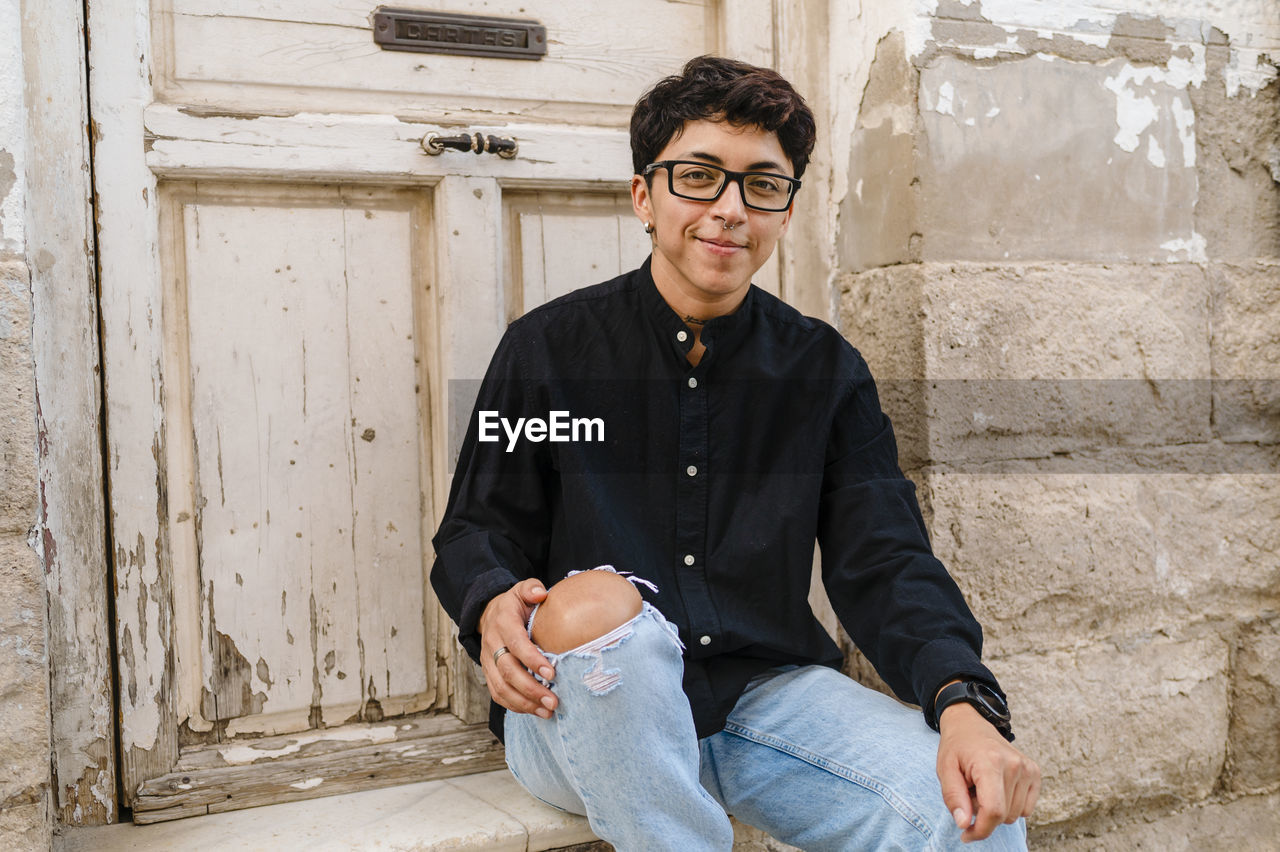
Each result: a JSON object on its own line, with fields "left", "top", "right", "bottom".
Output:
{"left": 670, "top": 163, "right": 727, "bottom": 200}
{"left": 742, "top": 174, "right": 794, "bottom": 210}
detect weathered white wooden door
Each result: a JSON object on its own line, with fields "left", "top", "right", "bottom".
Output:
{"left": 90, "top": 0, "right": 781, "bottom": 823}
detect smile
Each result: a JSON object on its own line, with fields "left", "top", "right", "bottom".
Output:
{"left": 697, "top": 236, "right": 746, "bottom": 253}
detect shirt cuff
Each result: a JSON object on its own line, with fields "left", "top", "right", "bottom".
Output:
{"left": 911, "top": 636, "right": 1004, "bottom": 730}
{"left": 457, "top": 565, "right": 521, "bottom": 664}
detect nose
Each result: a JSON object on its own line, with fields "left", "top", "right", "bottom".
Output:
{"left": 708, "top": 176, "right": 748, "bottom": 228}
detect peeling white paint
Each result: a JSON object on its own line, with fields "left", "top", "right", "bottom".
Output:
{"left": 912, "top": 0, "right": 1280, "bottom": 107}
{"left": 973, "top": 36, "right": 1028, "bottom": 59}
{"left": 441, "top": 754, "right": 481, "bottom": 765}
{"left": 1146, "top": 134, "right": 1166, "bottom": 168}
{"left": 217, "top": 724, "right": 398, "bottom": 765}
{"left": 1103, "top": 60, "right": 1201, "bottom": 164}
{"left": 1226, "top": 47, "right": 1280, "bottom": 96}
{"left": 1160, "top": 233, "right": 1208, "bottom": 261}
{"left": 0, "top": 0, "right": 26, "bottom": 253}
{"left": 289, "top": 777, "right": 325, "bottom": 790}
{"left": 123, "top": 689, "right": 161, "bottom": 754}
{"left": 933, "top": 80, "right": 957, "bottom": 115}
{"left": 1103, "top": 68, "right": 1161, "bottom": 152}
{"left": 1165, "top": 45, "right": 1208, "bottom": 90}
{"left": 1169, "top": 98, "right": 1196, "bottom": 167}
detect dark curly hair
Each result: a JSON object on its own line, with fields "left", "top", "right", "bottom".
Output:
{"left": 630, "top": 55, "right": 816, "bottom": 180}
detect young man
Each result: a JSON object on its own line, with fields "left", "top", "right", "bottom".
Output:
{"left": 431, "top": 56, "right": 1039, "bottom": 850}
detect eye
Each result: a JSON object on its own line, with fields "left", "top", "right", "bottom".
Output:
{"left": 674, "top": 165, "right": 720, "bottom": 183}
{"left": 745, "top": 175, "right": 785, "bottom": 195}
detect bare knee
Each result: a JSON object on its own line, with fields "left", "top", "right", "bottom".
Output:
{"left": 531, "top": 570, "right": 643, "bottom": 654}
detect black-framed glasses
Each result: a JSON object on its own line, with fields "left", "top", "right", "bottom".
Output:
{"left": 643, "top": 160, "right": 801, "bottom": 212}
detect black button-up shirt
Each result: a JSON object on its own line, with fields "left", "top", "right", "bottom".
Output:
{"left": 430, "top": 258, "right": 1000, "bottom": 741}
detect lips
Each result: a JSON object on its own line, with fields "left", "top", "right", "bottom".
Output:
{"left": 697, "top": 236, "right": 746, "bottom": 249}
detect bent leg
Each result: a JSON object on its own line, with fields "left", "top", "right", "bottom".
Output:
{"left": 504, "top": 569, "right": 732, "bottom": 852}
{"left": 699, "top": 666, "right": 1027, "bottom": 852}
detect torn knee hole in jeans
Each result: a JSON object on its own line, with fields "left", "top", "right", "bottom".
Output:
{"left": 566, "top": 619, "right": 637, "bottom": 696}
{"left": 564, "top": 563, "right": 660, "bottom": 594}
{"left": 564, "top": 604, "right": 684, "bottom": 696}
{"left": 533, "top": 566, "right": 675, "bottom": 696}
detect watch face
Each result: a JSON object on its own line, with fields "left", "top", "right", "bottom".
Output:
{"left": 971, "top": 683, "right": 1011, "bottom": 722}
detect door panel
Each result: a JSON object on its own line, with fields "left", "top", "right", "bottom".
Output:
{"left": 161, "top": 183, "right": 439, "bottom": 742}
{"left": 505, "top": 190, "right": 650, "bottom": 320}
{"left": 158, "top": 0, "right": 718, "bottom": 120}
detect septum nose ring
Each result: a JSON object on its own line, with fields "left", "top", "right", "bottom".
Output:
{"left": 722, "top": 222, "right": 736, "bottom": 231}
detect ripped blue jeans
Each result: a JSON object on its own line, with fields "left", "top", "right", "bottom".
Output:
{"left": 503, "top": 572, "right": 1027, "bottom": 852}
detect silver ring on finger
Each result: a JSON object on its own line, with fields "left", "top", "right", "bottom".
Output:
{"left": 493, "top": 646, "right": 510, "bottom": 666}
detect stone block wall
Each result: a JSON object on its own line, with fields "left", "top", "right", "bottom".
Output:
{"left": 0, "top": 264, "right": 51, "bottom": 849}
{"left": 1, "top": 1, "right": 54, "bottom": 848}
{"left": 834, "top": 1, "right": 1278, "bottom": 846}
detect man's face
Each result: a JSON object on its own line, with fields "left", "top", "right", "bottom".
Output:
{"left": 631, "top": 120, "right": 795, "bottom": 307}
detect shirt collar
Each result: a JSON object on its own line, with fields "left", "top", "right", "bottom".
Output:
{"left": 636, "top": 255, "right": 757, "bottom": 367}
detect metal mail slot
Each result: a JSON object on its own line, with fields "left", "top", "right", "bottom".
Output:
{"left": 373, "top": 8, "right": 547, "bottom": 60}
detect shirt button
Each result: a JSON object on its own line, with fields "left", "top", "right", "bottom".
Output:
{"left": 699, "top": 635, "right": 712, "bottom": 646}
{"left": 686, "top": 465, "right": 697, "bottom": 477}
{"left": 683, "top": 554, "right": 695, "bottom": 566}
{"left": 687, "top": 377, "right": 698, "bottom": 389}
{"left": 676, "top": 330, "right": 688, "bottom": 342}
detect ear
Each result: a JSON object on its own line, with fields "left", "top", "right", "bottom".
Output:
{"left": 630, "top": 174, "right": 653, "bottom": 228}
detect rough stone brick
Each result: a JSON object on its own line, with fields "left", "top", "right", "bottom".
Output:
{"left": 926, "top": 473, "right": 1280, "bottom": 656}
{"left": 917, "top": 56, "right": 1199, "bottom": 264}
{"left": 1034, "top": 791, "right": 1280, "bottom": 851}
{"left": 990, "top": 634, "right": 1229, "bottom": 825}
{"left": 1191, "top": 42, "right": 1280, "bottom": 262}
{"left": 0, "top": 535, "right": 50, "bottom": 808}
{"left": 0, "top": 260, "right": 35, "bottom": 536}
{"left": 839, "top": 264, "right": 929, "bottom": 468}
{"left": 1209, "top": 261, "right": 1280, "bottom": 444}
{"left": 1228, "top": 615, "right": 1280, "bottom": 792}
{"left": 839, "top": 263, "right": 1211, "bottom": 469}
{"left": 0, "top": 800, "right": 50, "bottom": 852}
{"left": 840, "top": 22, "right": 1229, "bottom": 272}
{"left": 839, "top": 30, "right": 920, "bottom": 273}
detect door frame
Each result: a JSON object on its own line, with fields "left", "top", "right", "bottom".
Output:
{"left": 54, "top": 0, "right": 833, "bottom": 825}
{"left": 25, "top": 0, "right": 117, "bottom": 828}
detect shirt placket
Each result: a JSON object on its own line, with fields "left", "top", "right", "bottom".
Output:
{"left": 672, "top": 329, "right": 721, "bottom": 658}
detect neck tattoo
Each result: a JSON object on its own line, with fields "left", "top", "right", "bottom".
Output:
{"left": 682, "top": 315, "right": 708, "bottom": 326}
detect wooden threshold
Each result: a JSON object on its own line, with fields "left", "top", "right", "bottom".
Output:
{"left": 131, "top": 714, "right": 503, "bottom": 824}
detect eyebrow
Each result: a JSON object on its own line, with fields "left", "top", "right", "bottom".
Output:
{"left": 680, "top": 150, "right": 790, "bottom": 174}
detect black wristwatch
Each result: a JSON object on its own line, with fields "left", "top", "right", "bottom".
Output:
{"left": 934, "top": 681, "right": 1015, "bottom": 742}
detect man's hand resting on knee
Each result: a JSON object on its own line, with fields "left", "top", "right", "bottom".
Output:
{"left": 478, "top": 579, "right": 558, "bottom": 719}
{"left": 936, "top": 700, "right": 1041, "bottom": 842}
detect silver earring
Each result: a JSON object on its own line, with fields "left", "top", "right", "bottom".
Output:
{"left": 644, "top": 222, "right": 654, "bottom": 234}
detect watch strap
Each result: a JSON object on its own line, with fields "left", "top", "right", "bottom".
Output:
{"left": 935, "top": 680, "right": 1015, "bottom": 742}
